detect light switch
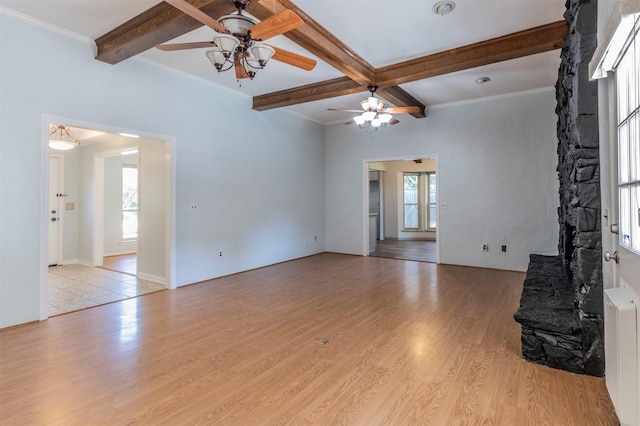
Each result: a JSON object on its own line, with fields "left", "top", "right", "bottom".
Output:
{"left": 65, "top": 203, "right": 74, "bottom": 210}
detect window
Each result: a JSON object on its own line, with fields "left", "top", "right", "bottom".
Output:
{"left": 122, "top": 164, "right": 138, "bottom": 240}
{"left": 428, "top": 173, "right": 437, "bottom": 229}
{"left": 403, "top": 172, "right": 437, "bottom": 231}
{"left": 404, "top": 174, "right": 419, "bottom": 229}
{"left": 617, "top": 18, "right": 640, "bottom": 254}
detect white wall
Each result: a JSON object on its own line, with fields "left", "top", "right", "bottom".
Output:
{"left": 104, "top": 152, "right": 138, "bottom": 256}
{"left": 325, "top": 90, "right": 560, "bottom": 271}
{"left": 0, "top": 13, "right": 325, "bottom": 328}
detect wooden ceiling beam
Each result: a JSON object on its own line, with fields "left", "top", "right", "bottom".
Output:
{"left": 252, "top": 20, "right": 567, "bottom": 111}
{"left": 95, "top": 0, "right": 231, "bottom": 65}
{"left": 252, "top": 77, "right": 362, "bottom": 111}
{"left": 249, "top": 0, "right": 375, "bottom": 86}
{"left": 375, "top": 20, "right": 567, "bottom": 87}
{"left": 375, "top": 86, "right": 426, "bottom": 118}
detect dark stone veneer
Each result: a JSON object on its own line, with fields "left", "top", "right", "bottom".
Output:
{"left": 515, "top": 0, "right": 604, "bottom": 377}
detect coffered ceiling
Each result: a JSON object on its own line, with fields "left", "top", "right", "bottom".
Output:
{"left": 1, "top": 0, "right": 566, "bottom": 124}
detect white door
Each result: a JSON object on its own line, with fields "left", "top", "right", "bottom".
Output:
{"left": 48, "top": 156, "right": 61, "bottom": 266}
{"left": 600, "top": 24, "right": 640, "bottom": 319}
{"left": 599, "top": 18, "right": 640, "bottom": 425}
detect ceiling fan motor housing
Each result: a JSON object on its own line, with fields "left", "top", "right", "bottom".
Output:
{"left": 218, "top": 14, "right": 257, "bottom": 37}
{"left": 232, "top": 0, "right": 250, "bottom": 11}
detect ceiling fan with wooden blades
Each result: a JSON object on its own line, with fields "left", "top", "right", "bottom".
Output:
{"left": 328, "top": 85, "right": 422, "bottom": 129}
{"left": 157, "top": 0, "right": 317, "bottom": 80}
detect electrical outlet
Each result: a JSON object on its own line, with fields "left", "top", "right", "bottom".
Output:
{"left": 440, "top": 202, "right": 448, "bottom": 209}
{"left": 482, "top": 244, "right": 489, "bottom": 252}
{"left": 501, "top": 245, "right": 507, "bottom": 252}
{"left": 219, "top": 251, "right": 223, "bottom": 257}
{"left": 189, "top": 203, "right": 198, "bottom": 211}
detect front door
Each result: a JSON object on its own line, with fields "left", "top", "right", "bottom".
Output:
{"left": 48, "top": 156, "right": 61, "bottom": 266}
{"left": 599, "top": 17, "right": 640, "bottom": 425}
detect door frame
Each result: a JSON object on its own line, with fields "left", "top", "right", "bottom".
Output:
{"left": 363, "top": 154, "right": 440, "bottom": 263}
{"left": 39, "top": 115, "right": 177, "bottom": 320}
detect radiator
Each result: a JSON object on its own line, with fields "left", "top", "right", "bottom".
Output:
{"left": 604, "top": 287, "right": 638, "bottom": 426}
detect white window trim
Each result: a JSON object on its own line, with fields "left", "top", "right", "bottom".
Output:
{"left": 593, "top": 3, "right": 640, "bottom": 255}
{"left": 122, "top": 163, "right": 138, "bottom": 242}
{"left": 402, "top": 172, "right": 437, "bottom": 232}
{"left": 590, "top": 1, "right": 640, "bottom": 80}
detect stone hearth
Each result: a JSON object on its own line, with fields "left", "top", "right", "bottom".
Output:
{"left": 515, "top": 255, "right": 583, "bottom": 373}
{"left": 514, "top": 0, "right": 604, "bottom": 377}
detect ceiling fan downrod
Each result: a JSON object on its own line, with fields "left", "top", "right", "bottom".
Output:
{"left": 232, "top": 0, "right": 250, "bottom": 14}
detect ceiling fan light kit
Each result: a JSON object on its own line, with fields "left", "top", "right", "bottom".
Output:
{"left": 204, "top": 15, "right": 275, "bottom": 79}
{"left": 361, "top": 96, "right": 383, "bottom": 111}
{"left": 329, "top": 85, "right": 420, "bottom": 130}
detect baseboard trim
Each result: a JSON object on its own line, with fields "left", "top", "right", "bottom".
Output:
{"left": 138, "top": 272, "right": 166, "bottom": 285}
{"left": 104, "top": 251, "right": 137, "bottom": 257}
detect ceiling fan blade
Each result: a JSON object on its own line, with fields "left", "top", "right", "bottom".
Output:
{"left": 328, "top": 108, "right": 363, "bottom": 113}
{"left": 234, "top": 53, "right": 250, "bottom": 79}
{"left": 268, "top": 45, "right": 316, "bottom": 71}
{"left": 389, "top": 118, "right": 400, "bottom": 125}
{"left": 156, "top": 41, "right": 216, "bottom": 51}
{"left": 383, "top": 106, "right": 422, "bottom": 114}
{"left": 249, "top": 9, "right": 303, "bottom": 41}
{"left": 164, "top": 0, "right": 228, "bottom": 33}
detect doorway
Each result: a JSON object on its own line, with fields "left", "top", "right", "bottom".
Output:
{"left": 365, "top": 157, "right": 439, "bottom": 263}
{"left": 40, "top": 117, "right": 176, "bottom": 319}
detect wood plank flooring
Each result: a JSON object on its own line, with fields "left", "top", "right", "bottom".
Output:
{"left": 369, "top": 239, "right": 437, "bottom": 263}
{"left": 100, "top": 253, "right": 137, "bottom": 276}
{"left": 0, "top": 253, "right": 617, "bottom": 425}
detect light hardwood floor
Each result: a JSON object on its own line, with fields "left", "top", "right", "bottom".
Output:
{"left": 1, "top": 253, "right": 617, "bottom": 425}
{"left": 369, "top": 239, "right": 437, "bottom": 263}
{"left": 100, "top": 253, "right": 137, "bottom": 276}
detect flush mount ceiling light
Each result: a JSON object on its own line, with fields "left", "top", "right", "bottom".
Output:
{"left": 49, "top": 125, "right": 79, "bottom": 151}
{"left": 475, "top": 76, "right": 492, "bottom": 84}
{"left": 156, "top": 0, "right": 316, "bottom": 83}
{"left": 432, "top": 0, "right": 456, "bottom": 16}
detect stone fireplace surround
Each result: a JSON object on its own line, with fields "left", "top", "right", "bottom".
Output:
{"left": 514, "top": 0, "right": 604, "bottom": 377}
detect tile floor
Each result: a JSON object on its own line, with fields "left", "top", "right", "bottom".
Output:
{"left": 48, "top": 264, "right": 166, "bottom": 316}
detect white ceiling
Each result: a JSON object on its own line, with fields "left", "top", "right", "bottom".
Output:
{"left": 1, "top": 0, "right": 565, "bottom": 124}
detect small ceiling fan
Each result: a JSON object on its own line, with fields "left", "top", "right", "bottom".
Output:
{"left": 328, "top": 86, "right": 422, "bottom": 129}
{"left": 156, "top": 0, "right": 317, "bottom": 80}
